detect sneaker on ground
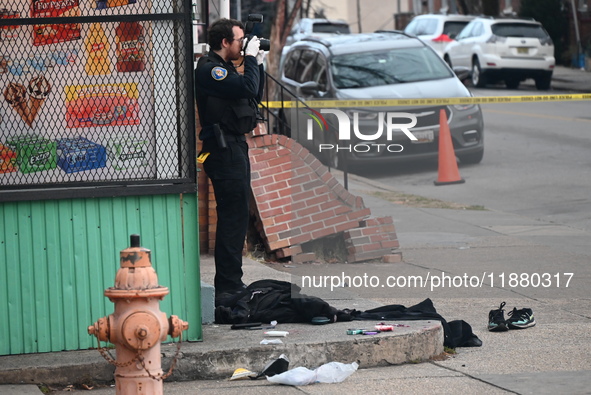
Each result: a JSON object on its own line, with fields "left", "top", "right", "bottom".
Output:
{"left": 488, "top": 301, "right": 509, "bottom": 332}
{"left": 507, "top": 307, "right": 536, "bottom": 329}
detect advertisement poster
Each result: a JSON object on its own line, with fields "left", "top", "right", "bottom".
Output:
{"left": 0, "top": 0, "right": 160, "bottom": 185}
{"left": 31, "top": 0, "right": 82, "bottom": 46}
{"left": 65, "top": 83, "right": 140, "bottom": 128}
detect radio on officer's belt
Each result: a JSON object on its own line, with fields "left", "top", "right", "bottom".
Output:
{"left": 212, "top": 123, "right": 227, "bottom": 149}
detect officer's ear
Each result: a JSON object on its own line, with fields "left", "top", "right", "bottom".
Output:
{"left": 221, "top": 37, "right": 232, "bottom": 49}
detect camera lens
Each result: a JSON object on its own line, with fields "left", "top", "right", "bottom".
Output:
{"left": 259, "top": 38, "right": 270, "bottom": 51}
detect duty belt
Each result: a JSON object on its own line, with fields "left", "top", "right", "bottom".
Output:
{"left": 222, "top": 134, "right": 247, "bottom": 142}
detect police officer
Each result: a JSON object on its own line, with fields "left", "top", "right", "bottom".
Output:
{"left": 195, "top": 19, "right": 265, "bottom": 305}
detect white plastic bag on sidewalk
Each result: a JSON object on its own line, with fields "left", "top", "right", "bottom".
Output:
{"left": 315, "top": 361, "right": 359, "bottom": 383}
{"left": 266, "top": 361, "right": 358, "bottom": 386}
{"left": 267, "top": 366, "right": 317, "bottom": 385}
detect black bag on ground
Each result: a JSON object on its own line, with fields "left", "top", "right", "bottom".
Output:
{"left": 215, "top": 279, "right": 339, "bottom": 324}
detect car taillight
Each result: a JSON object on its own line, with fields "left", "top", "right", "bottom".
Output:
{"left": 486, "top": 34, "right": 506, "bottom": 44}
{"left": 539, "top": 36, "right": 553, "bottom": 46}
{"left": 432, "top": 34, "right": 453, "bottom": 43}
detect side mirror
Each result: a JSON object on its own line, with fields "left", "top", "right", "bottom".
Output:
{"left": 453, "top": 66, "right": 471, "bottom": 82}
{"left": 297, "top": 81, "right": 320, "bottom": 96}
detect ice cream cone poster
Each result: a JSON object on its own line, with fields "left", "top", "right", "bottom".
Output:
{"left": 28, "top": 76, "right": 51, "bottom": 126}
{"left": 32, "top": 0, "right": 82, "bottom": 46}
{"left": 65, "top": 83, "right": 140, "bottom": 128}
{"left": 3, "top": 82, "right": 31, "bottom": 128}
{"left": 2, "top": 76, "right": 52, "bottom": 128}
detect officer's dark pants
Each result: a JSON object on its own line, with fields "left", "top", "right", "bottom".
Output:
{"left": 202, "top": 136, "right": 250, "bottom": 294}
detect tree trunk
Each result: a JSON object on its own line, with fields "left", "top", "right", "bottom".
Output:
{"left": 456, "top": 0, "right": 470, "bottom": 14}
{"left": 482, "top": 0, "right": 500, "bottom": 16}
{"left": 267, "top": 0, "right": 303, "bottom": 84}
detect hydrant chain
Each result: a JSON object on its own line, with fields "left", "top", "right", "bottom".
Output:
{"left": 138, "top": 333, "right": 183, "bottom": 381}
{"left": 95, "top": 336, "right": 138, "bottom": 368}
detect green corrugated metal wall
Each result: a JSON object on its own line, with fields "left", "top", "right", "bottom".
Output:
{"left": 0, "top": 193, "right": 201, "bottom": 356}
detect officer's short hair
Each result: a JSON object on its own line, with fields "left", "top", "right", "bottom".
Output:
{"left": 208, "top": 18, "right": 245, "bottom": 51}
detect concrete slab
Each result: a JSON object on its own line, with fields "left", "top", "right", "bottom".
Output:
{"left": 0, "top": 384, "right": 42, "bottom": 394}
{"left": 474, "top": 370, "right": 591, "bottom": 395}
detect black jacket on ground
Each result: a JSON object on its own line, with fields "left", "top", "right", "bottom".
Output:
{"left": 214, "top": 279, "right": 481, "bottom": 349}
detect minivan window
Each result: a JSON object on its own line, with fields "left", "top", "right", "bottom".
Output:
{"left": 456, "top": 22, "right": 474, "bottom": 40}
{"left": 471, "top": 22, "right": 484, "bottom": 37}
{"left": 283, "top": 50, "right": 301, "bottom": 81}
{"left": 443, "top": 21, "right": 471, "bottom": 38}
{"left": 405, "top": 18, "right": 438, "bottom": 36}
{"left": 331, "top": 46, "right": 453, "bottom": 89}
{"left": 492, "top": 23, "right": 548, "bottom": 38}
{"left": 294, "top": 50, "right": 318, "bottom": 83}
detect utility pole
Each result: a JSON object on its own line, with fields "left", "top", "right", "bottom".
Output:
{"left": 356, "top": 0, "right": 362, "bottom": 33}
{"left": 571, "top": 0, "right": 584, "bottom": 68}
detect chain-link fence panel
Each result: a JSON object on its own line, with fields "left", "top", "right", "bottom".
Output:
{"left": 0, "top": 0, "right": 196, "bottom": 201}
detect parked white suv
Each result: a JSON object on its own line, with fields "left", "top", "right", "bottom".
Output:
{"left": 285, "top": 18, "right": 350, "bottom": 46}
{"left": 404, "top": 14, "right": 475, "bottom": 57}
{"left": 443, "top": 17, "right": 555, "bottom": 90}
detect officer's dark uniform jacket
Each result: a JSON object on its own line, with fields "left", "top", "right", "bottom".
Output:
{"left": 194, "top": 50, "right": 264, "bottom": 294}
{"left": 195, "top": 51, "right": 264, "bottom": 141}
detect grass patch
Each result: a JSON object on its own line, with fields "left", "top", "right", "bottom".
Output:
{"left": 369, "top": 190, "right": 486, "bottom": 210}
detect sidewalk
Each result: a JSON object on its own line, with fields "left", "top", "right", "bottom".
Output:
{"left": 513, "top": 65, "right": 591, "bottom": 92}
{"left": 2, "top": 168, "right": 591, "bottom": 394}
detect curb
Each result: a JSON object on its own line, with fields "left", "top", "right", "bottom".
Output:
{"left": 0, "top": 321, "right": 443, "bottom": 385}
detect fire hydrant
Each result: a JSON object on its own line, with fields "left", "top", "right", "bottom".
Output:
{"left": 88, "top": 234, "right": 189, "bottom": 395}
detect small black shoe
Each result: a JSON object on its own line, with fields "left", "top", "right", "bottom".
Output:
{"left": 488, "top": 301, "right": 509, "bottom": 332}
{"left": 507, "top": 307, "right": 536, "bottom": 329}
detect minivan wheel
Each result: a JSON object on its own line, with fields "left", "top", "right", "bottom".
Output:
{"left": 458, "top": 149, "right": 484, "bottom": 165}
{"left": 471, "top": 58, "right": 487, "bottom": 87}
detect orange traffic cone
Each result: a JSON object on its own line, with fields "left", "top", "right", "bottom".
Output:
{"left": 434, "top": 109, "right": 465, "bottom": 186}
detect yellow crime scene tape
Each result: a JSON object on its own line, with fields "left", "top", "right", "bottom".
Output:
{"left": 261, "top": 93, "right": 591, "bottom": 109}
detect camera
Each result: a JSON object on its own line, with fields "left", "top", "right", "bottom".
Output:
{"left": 245, "top": 14, "right": 270, "bottom": 51}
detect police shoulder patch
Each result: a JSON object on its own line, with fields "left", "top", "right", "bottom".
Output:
{"left": 211, "top": 66, "right": 228, "bottom": 81}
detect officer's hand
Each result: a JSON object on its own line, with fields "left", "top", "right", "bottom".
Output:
{"left": 244, "top": 36, "right": 260, "bottom": 57}
{"left": 256, "top": 50, "right": 266, "bottom": 65}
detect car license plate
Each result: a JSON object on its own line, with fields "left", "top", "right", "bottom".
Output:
{"left": 411, "top": 130, "right": 434, "bottom": 144}
{"left": 517, "top": 47, "right": 528, "bottom": 54}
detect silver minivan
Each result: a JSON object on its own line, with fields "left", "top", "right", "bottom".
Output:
{"left": 279, "top": 32, "right": 485, "bottom": 168}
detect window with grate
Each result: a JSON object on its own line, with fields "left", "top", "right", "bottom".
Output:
{"left": 0, "top": 0, "right": 196, "bottom": 202}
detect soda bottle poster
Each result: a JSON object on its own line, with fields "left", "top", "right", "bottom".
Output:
{"left": 65, "top": 83, "right": 140, "bottom": 128}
